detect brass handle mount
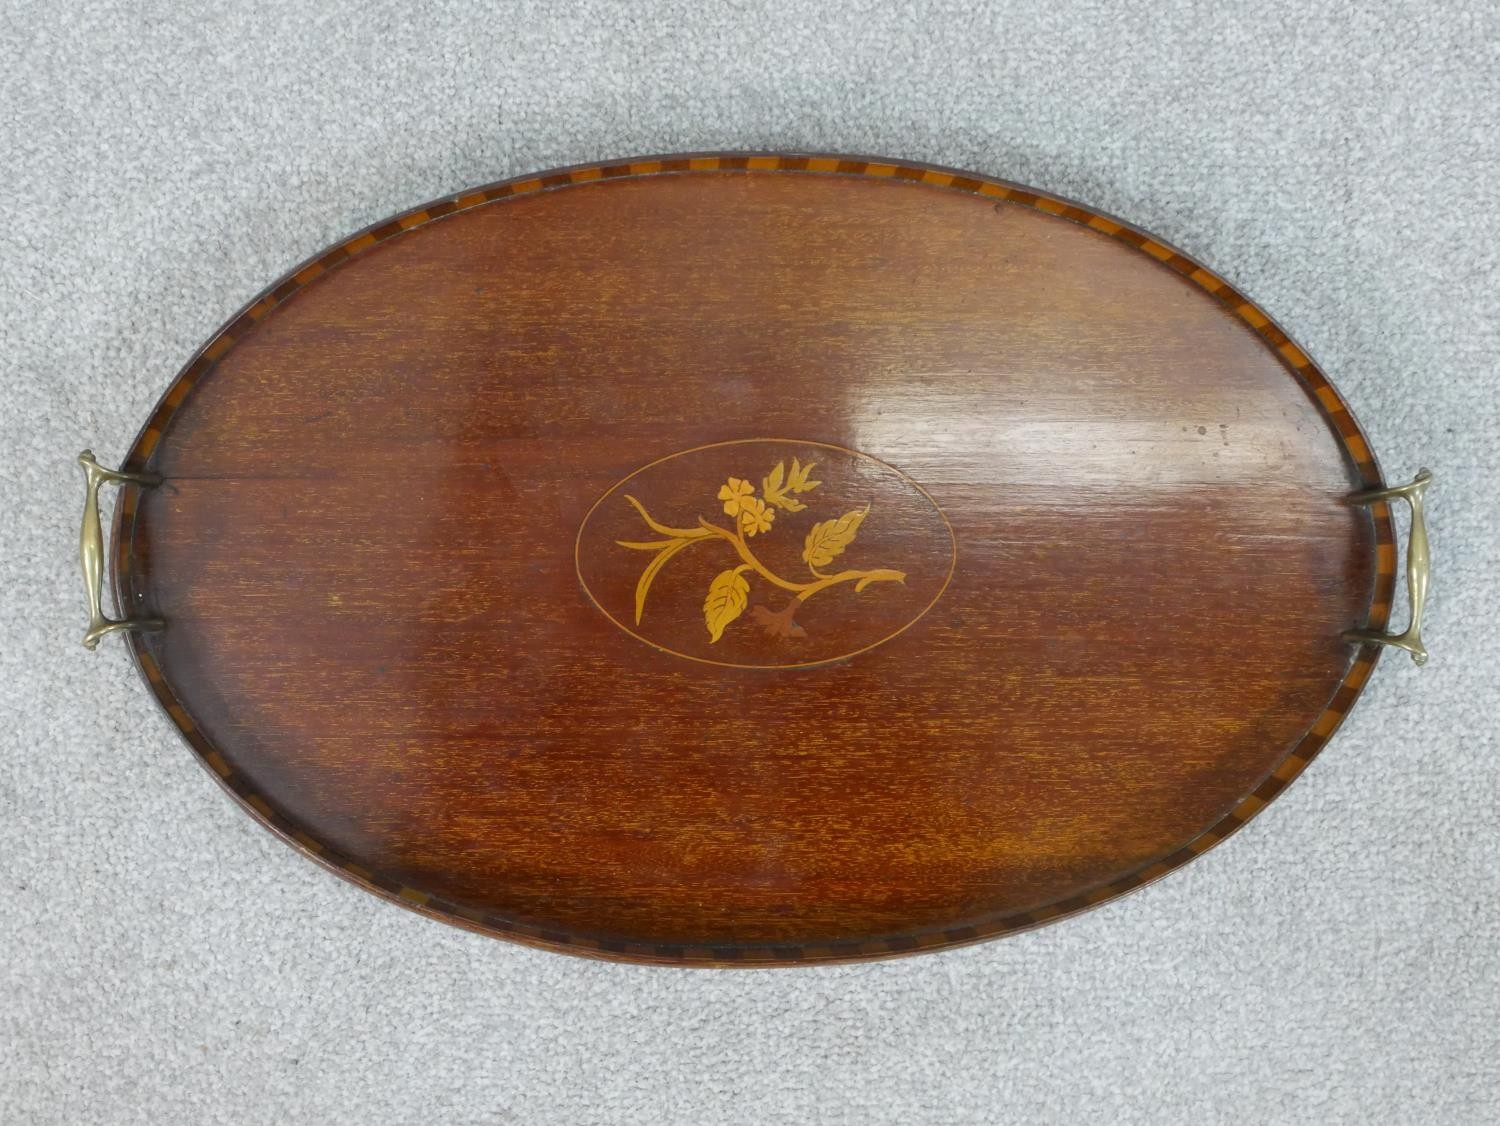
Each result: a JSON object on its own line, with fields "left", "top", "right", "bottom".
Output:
{"left": 1344, "top": 469, "right": 1432, "bottom": 665}
{"left": 78, "top": 450, "right": 164, "bottom": 650}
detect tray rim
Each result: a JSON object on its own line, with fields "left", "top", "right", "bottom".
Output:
{"left": 108, "top": 151, "right": 1399, "bottom": 966}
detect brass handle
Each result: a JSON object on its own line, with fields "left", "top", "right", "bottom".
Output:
{"left": 78, "top": 450, "right": 164, "bottom": 650}
{"left": 1344, "top": 469, "right": 1432, "bottom": 665}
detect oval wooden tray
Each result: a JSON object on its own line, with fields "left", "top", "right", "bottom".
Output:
{"left": 83, "top": 154, "right": 1429, "bottom": 965}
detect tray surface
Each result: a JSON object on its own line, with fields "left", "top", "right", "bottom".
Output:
{"left": 113, "top": 155, "right": 1394, "bottom": 964}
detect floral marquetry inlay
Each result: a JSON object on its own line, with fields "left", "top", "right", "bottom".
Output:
{"left": 575, "top": 440, "right": 955, "bottom": 670}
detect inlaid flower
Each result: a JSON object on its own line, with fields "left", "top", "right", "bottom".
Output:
{"left": 718, "top": 477, "right": 756, "bottom": 518}
{"left": 738, "top": 495, "right": 774, "bottom": 537}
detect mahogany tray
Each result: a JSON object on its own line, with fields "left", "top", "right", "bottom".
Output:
{"left": 79, "top": 154, "right": 1432, "bottom": 965}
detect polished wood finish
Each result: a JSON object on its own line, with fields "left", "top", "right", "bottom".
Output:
{"left": 112, "top": 155, "right": 1394, "bottom": 964}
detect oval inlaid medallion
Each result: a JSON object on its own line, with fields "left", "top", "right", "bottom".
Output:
{"left": 575, "top": 439, "right": 956, "bottom": 668}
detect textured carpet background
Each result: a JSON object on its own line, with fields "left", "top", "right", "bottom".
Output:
{"left": 2, "top": 2, "right": 1496, "bottom": 1123}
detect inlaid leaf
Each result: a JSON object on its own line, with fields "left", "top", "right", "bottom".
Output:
{"left": 802, "top": 505, "right": 869, "bottom": 569}
{"left": 631, "top": 537, "right": 699, "bottom": 624}
{"left": 764, "top": 460, "right": 785, "bottom": 496}
{"left": 749, "top": 602, "right": 808, "bottom": 639}
{"left": 854, "top": 568, "right": 905, "bottom": 592}
{"left": 623, "top": 494, "right": 713, "bottom": 540}
{"left": 787, "top": 457, "right": 820, "bottom": 494}
{"left": 762, "top": 460, "right": 806, "bottom": 512}
{"left": 703, "top": 568, "right": 750, "bottom": 642}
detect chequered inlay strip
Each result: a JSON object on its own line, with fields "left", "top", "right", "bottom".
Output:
{"left": 115, "top": 154, "right": 1396, "bottom": 965}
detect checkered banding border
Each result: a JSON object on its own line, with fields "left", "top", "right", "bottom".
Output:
{"left": 111, "top": 154, "right": 1397, "bottom": 966}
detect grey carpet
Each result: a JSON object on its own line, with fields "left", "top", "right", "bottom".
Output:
{"left": 2, "top": 2, "right": 1496, "bottom": 1123}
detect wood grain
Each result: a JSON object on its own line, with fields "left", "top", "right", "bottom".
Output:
{"left": 110, "top": 155, "right": 1394, "bottom": 964}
